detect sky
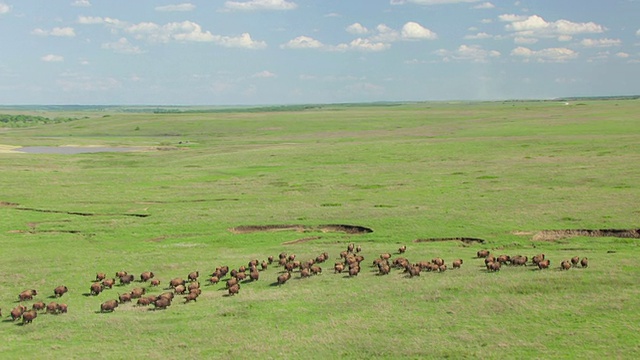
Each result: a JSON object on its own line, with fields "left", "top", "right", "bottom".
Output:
{"left": 0, "top": 0, "right": 639, "bottom": 105}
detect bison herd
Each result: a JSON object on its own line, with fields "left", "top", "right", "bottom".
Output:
{"left": 2, "top": 243, "right": 590, "bottom": 324}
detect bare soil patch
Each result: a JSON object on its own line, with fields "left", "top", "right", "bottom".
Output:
{"left": 229, "top": 224, "right": 373, "bottom": 235}
{"left": 531, "top": 228, "right": 640, "bottom": 241}
{"left": 414, "top": 237, "right": 486, "bottom": 244}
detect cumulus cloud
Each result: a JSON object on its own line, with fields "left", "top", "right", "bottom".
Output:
{"left": 401, "top": 21, "right": 438, "bottom": 40}
{"left": 71, "top": 0, "right": 91, "bottom": 7}
{"left": 339, "top": 38, "right": 390, "bottom": 52}
{"left": 501, "top": 14, "right": 605, "bottom": 41}
{"left": 346, "top": 23, "right": 369, "bottom": 35}
{"left": 0, "top": 2, "right": 11, "bottom": 14}
{"left": 101, "top": 37, "right": 144, "bottom": 54}
{"left": 280, "top": 35, "right": 324, "bottom": 49}
{"left": 32, "top": 27, "right": 76, "bottom": 37}
{"left": 224, "top": 0, "right": 297, "bottom": 11}
{"left": 514, "top": 36, "right": 538, "bottom": 45}
{"left": 434, "top": 44, "right": 500, "bottom": 62}
{"left": 216, "top": 32, "right": 267, "bottom": 49}
{"left": 473, "top": 2, "right": 495, "bottom": 9}
{"left": 155, "top": 3, "right": 196, "bottom": 12}
{"left": 42, "top": 54, "right": 64, "bottom": 62}
{"left": 77, "top": 16, "right": 104, "bottom": 24}
{"left": 580, "top": 38, "right": 621, "bottom": 48}
{"left": 510, "top": 46, "right": 578, "bottom": 62}
{"left": 615, "top": 52, "right": 630, "bottom": 58}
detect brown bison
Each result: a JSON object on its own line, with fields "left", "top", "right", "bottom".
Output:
{"left": 537, "top": 259, "right": 551, "bottom": 270}
{"left": 249, "top": 270, "right": 260, "bottom": 281}
{"left": 137, "top": 297, "right": 152, "bottom": 306}
{"left": 90, "top": 282, "right": 103, "bottom": 296}
{"left": 169, "top": 278, "right": 185, "bottom": 288}
{"left": 119, "top": 274, "right": 134, "bottom": 285}
{"left": 22, "top": 310, "right": 37, "bottom": 324}
{"left": 153, "top": 298, "right": 171, "bottom": 310}
{"left": 158, "top": 292, "right": 174, "bottom": 302}
{"left": 268, "top": 255, "right": 274, "bottom": 264}
{"left": 487, "top": 262, "right": 501, "bottom": 272}
{"left": 277, "top": 272, "right": 291, "bottom": 286}
{"left": 54, "top": 285, "right": 68, "bottom": 298}
{"left": 261, "top": 261, "right": 269, "bottom": 271}
{"left": 188, "top": 282, "right": 200, "bottom": 292}
{"left": 431, "top": 258, "right": 444, "bottom": 266}
{"left": 398, "top": 245, "right": 407, "bottom": 254}
{"left": 300, "top": 268, "right": 311, "bottom": 278}
{"left": 570, "top": 256, "right": 580, "bottom": 267}
{"left": 115, "top": 271, "right": 128, "bottom": 278}
{"left": 46, "top": 302, "right": 59, "bottom": 314}
{"left": 18, "top": 289, "right": 37, "bottom": 301}
{"left": 118, "top": 293, "right": 132, "bottom": 303}
{"left": 130, "top": 288, "right": 146, "bottom": 299}
{"left": 150, "top": 279, "right": 160, "bottom": 287}
{"left": 209, "top": 276, "right": 220, "bottom": 285}
{"left": 226, "top": 277, "right": 238, "bottom": 289}
{"left": 580, "top": 257, "right": 588, "bottom": 268}
{"left": 57, "top": 303, "right": 68, "bottom": 314}
{"left": 511, "top": 256, "right": 528, "bottom": 266}
{"left": 334, "top": 263, "right": 344, "bottom": 274}
{"left": 408, "top": 266, "right": 421, "bottom": 277}
{"left": 184, "top": 292, "right": 199, "bottom": 303}
{"left": 347, "top": 243, "right": 355, "bottom": 253}
{"left": 102, "top": 278, "right": 116, "bottom": 289}
{"left": 140, "top": 271, "right": 155, "bottom": 282}
{"left": 532, "top": 254, "right": 546, "bottom": 266}
{"left": 174, "top": 285, "right": 187, "bottom": 295}
{"left": 10, "top": 305, "right": 27, "bottom": 321}
{"left": 477, "top": 250, "right": 490, "bottom": 258}
{"left": 310, "top": 266, "right": 322, "bottom": 275}
{"left": 95, "top": 272, "right": 107, "bottom": 281}
{"left": 100, "top": 299, "right": 119, "bottom": 313}
{"left": 452, "top": 259, "right": 463, "bottom": 269}
{"left": 349, "top": 267, "right": 360, "bottom": 277}
{"left": 32, "top": 301, "right": 46, "bottom": 312}
{"left": 228, "top": 283, "right": 240, "bottom": 296}
{"left": 188, "top": 271, "right": 199, "bottom": 282}
{"left": 561, "top": 260, "right": 571, "bottom": 270}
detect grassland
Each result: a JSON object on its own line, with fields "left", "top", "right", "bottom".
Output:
{"left": 0, "top": 100, "right": 639, "bottom": 359}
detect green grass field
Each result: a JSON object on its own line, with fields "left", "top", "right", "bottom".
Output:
{"left": 1, "top": 100, "right": 639, "bottom": 359}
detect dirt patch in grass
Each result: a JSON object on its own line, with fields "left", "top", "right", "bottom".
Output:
{"left": 1, "top": 200, "right": 149, "bottom": 217}
{"left": 229, "top": 224, "right": 373, "bottom": 235}
{"left": 531, "top": 228, "right": 640, "bottom": 241}
{"left": 414, "top": 237, "right": 486, "bottom": 244}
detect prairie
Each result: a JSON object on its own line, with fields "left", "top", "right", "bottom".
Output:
{"left": 0, "top": 100, "right": 639, "bottom": 359}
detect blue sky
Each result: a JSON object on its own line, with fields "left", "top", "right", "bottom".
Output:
{"left": 0, "top": 0, "right": 638, "bottom": 105}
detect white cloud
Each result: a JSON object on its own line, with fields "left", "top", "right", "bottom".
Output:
{"left": 77, "top": 16, "right": 104, "bottom": 24}
{"left": 346, "top": 23, "right": 369, "bottom": 35}
{"left": 101, "top": 37, "right": 144, "bottom": 54}
{"left": 615, "top": 52, "right": 630, "bottom": 58}
{"left": 342, "top": 38, "right": 390, "bottom": 52}
{"left": 42, "top": 54, "right": 64, "bottom": 62}
{"left": 155, "top": 3, "right": 196, "bottom": 12}
{"left": 435, "top": 44, "right": 500, "bottom": 62}
{"left": 280, "top": 36, "right": 324, "bottom": 49}
{"left": 0, "top": 3, "right": 10, "bottom": 14}
{"left": 481, "top": 18, "right": 493, "bottom": 24}
{"left": 224, "top": 0, "right": 297, "bottom": 11}
{"left": 464, "top": 32, "right": 492, "bottom": 40}
{"left": 580, "top": 38, "right": 621, "bottom": 48}
{"left": 401, "top": 21, "right": 438, "bottom": 40}
{"left": 501, "top": 14, "right": 605, "bottom": 41}
{"left": 510, "top": 46, "right": 578, "bottom": 62}
{"left": 32, "top": 27, "right": 76, "bottom": 37}
{"left": 252, "top": 70, "right": 276, "bottom": 78}
{"left": 71, "top": 0, "right": 91, "bottom": 7}
{"left": 514, "top": 36, "right": 538, "bottom": 44}
{"left": 473, "top": 2, "right": 495, "bottom": 9}
{"left": 636, "top": 29, "right": 640, "bottom": 37}
{"left": 216, "top": 32, "right": 267, "bottom": 49}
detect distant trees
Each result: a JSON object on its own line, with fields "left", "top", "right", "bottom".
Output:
{"left": 0, "top": 114, "right": 77, "bottom": 127}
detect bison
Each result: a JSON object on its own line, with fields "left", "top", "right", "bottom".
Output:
{"left": 277, "top": 272, "right": 291, "bottom": 286}
{"left": 153, "top": 298, "right": 171, "bottom": 310}
{"left": 209, "top": 276, "right": 220, "bottom": 285}
{"left": 477, "top": 250, "right": 490, "bottom": 258}
{"left": 140, "top": 271, "right": 155, "bottom": 282}
{"left": 54, "top": 285, "right": 68, "bottom": 298}
{"left": 580, "top": 257, "right": 588, "bottom": 268}
{"left": 561, "top": 260, "right": 571, "bottom": 270}
{"left": 102, "top": 278, "right": 116, "bottom": 289}
{"left": 398, "top": 245, "right": 407, "bottom": 254}
{"left": 32, "top": 301, "right": 46, "bottom": 312}
{"left": 537, "top": 259, "right": 551, "bottom": 270}
{"left": 22, "top": 310, "right": 37, "bottom": 324}
{"left": 227, "top": 283, "right": 240, "bottom": 296}
{"left": 452, "top": 259, "right": 463, "bottom": 269}
{"left": 130, "top": 288, "right": 146, "bottom": 299}
{"left": 90, "top": 282, "right": 103, "bottom": 296}
{"left": 10, "top": 305, "right": 27, "bottom": 321}
{"left": 46, "top": 302, "right": 59, "bottom": 314}
{"left": 119, "top": 274, "right": 134, "bottom": 285}
{"left": 184, "top": 292, "right": 199, "bottom": 303}
{"left": 249, "top": 270, "right": 259, "bottom": 281}
{"left": 100, "top": 299, "right": 119, "bottom": 313}
{"left": 137, "top": 297, "right": 152, "bottom": 306}
{"left": 150, "top": 279, "right": 161, "bottom": 287}
{"left": 174, "top": 285, "right": 187, "bottom": 295}
{"left": 95, "top": 272, "right": 106, "bottom": 281}
{"left": 571, "top": 256, "right": 580, "bottom": 267}
{"left": 188, "top": 271, "right": 199, "bottom": 282}
{"left": 18, "top": 289, "right": 37, "bottom": 301}
{"left": 57, "top": 303, "right": 68, "bottom": 314}
{"left": 118, "top": 293, "right": 132, "bottom": 303}
{"left": 169, "top": 278, "right": 185, "bottom": 288}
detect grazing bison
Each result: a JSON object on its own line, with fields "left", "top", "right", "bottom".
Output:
{"left": 54, "top": 285, "right": 68, "bottom": 298}
{"left": 46, "top": 302, "right": 59, "bottom": 314}
{"left": 118, "top": 293, "right": 132, "bottom": 303}
{"left": 57, "top": 303, "right": 67, "bottom": 314}
{"left": 228, "top": 283, "right": 240, "bottom": 296}
{"left": 477, "top": 250, "right": 490, "bottom": 258}
{"left": 18, "top": 289, "right": 37, "bottom": 301}
{"left": 561, "top": 260, "right": 571, "bottom": 270}
{"left": 137, "top": 297, "right": 152, "bottom": 306}
{"left": 140, "top": 271, "right": 155, "bottom": 282}
{"left": 119, "top": 274, "right": 134, "bottom": 285}
{"left": 184, "top": 292, "right": 199, "bottom": 303}
{"left": 22, "top": 310, "right": 37, "bottom": 324}
{"left": 169, "top": 278, "right": 185, "bottom": 289}
{"left": 188, "top": 271, "right": 199, "bottom": 282}
{"left": 580, "top": 257, "right": 588, "bottom": 268}
{"left": 398, "top": 245, "right": 407, "bottom": 254}
{"left": 90, "top": 282, "right": 103, "bottom": 296}
{"left": 511, "top": 256, "right": 528, "bottom": 266}
{"left": 100, "top": 299, "right": 119, "bottom": 313}
{"left": 95, "top": 272, "right": 107, "bottom": 281}
{"left": 150, "top": 279, "right": 160, "bottom": 287}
